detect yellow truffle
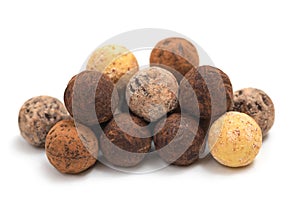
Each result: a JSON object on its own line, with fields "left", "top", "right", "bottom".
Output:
{"left": 208, "top": 111, "right": 262, "bottom": 167}
{"left": 86, "top": 45, "right": 139, "bottom": 84}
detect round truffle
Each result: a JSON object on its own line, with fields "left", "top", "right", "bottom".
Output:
{"left": 208, "top": 112, "right": 262, "bottom": 168}
{"left": 100, "top": 113, "right": 152, "bottom": 167}
{"left": 126, "top": 67, "right": 178, "bottom": 122}
{"left": 18, "top": 96, "right": 69, "bottom": 147}
{"left": 233, "top": 88, "right": 275, "bottom": 137}
{"left": 153, "top": 113, "right": 205, "bottom": 166}
{"left": 64, "top": 70, "right": 119, "bottom": 126}
{"left": 86, "top": 45, "right": 139, "bottom": 85}
{"left": 45, "top": 119, "right": 99, "bottom": 174}
{"left": 150, "top": 37, "right": 199, "bottom": 81}
{"left": 180, "top": 65, "right": 233, "bottom": 120}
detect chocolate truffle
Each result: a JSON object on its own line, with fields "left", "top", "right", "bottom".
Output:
{"left": 18, "top": 96, "right": 69, "bottom": 147}
{"left": 179, "top": 65, "right": 233, "bottom": 120}
{"left": 45, "top": 119, "right": 98, "bottom": 174}
{"left": 64, "top": 70, "right": 119, "bottom": 126}
{"left": 86, "top": 45, "right": 139, "bottom": 85}
{"left": 233, "top": 88, "right": 275, "bottom": 137}
{"left": 126, "top": 67, "right": 178, "bottom": 122}
{"left": 150, "top": 37, "right": 199, "bottom": 81}
{"left": 153, "top": 113, "right": 205, "bottom": 166}
{"left": 208, "top": 112, "right": 262, "bottom": 168}
{"left": 100, "top": 113, "right": 152, "bottom": 167}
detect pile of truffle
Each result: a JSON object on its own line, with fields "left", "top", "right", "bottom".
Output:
{"left": 18, "top": 37, "right": 275, "bottom": 174}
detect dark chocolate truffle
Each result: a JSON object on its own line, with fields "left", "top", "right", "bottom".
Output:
{"left": 18, "top": 96, "right": 69, "bottom": 147}
{"left": 100, "top": 113, "right": 152, "bottom": 167}
{"left": 179, "top": 65, "right": 233, "bottom": 120}
{"left": 64, "top": 70, "right": 118, "bottom": 126}
{"left": 45, "top": 120, "right": 99, "bottom": 174}
{"left": 150, "top": 37, "right": 199, "bottom": 81}
{"left": 153, "top": 113, "right": 205, "bottom": 166}
{"left": 233, "top": 88, "right": 275, "bottom": 137}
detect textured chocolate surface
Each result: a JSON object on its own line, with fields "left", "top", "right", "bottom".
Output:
{"left": 180, "top": 65, "right": 233, "bottom": 120}
{"left": 64, "top": 70, "right": 118, "bottom": 126}
{"left": 126, "top": 67, "right": 178, "bottom": 122}
{"left": 153, "top": 113, "right": 205, "bottom": 166}
{"left": 100, "top": 113, "right": 152, "bottom": 167}
{"left": 150, "top": 37, "right": 199, "bottom": 81}
{"left": 233, "top": 88, "right": 275, "bottom": 137}
{"left": 45, "top": 120, "right": 98, "bottom": 174}
{"left": 18, "top": 96, "right": 69, "bottom": 147}
{"left": 86, "top": 45, "right": 139, "bottom": 84}
{"left": 208, "top": 112, "right": 262, "bottom": 167}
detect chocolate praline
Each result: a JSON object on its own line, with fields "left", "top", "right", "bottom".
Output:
{"left": 233, "top": 88, "right": 275, "bottom": 137}
{"left": 150, "top": 37, "right": 199, "bottom": 81}
{"left": 45, "top": 119, "right": 99, "bottom": 174}
{"left": 153, "top": 113, "right": 205, "bottom": 166}
{"left": 64, "top": 70, "right": 119, "bottom": 126}
{"left": 100, "top": 113, "right": 152, "bottom": 167}
{"left": 179, "top": 65, "right": 233, "bottom": 120}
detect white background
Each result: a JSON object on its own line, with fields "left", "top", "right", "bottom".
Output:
{"left": 0, "top": 0, "right": 299, "bottom": 199}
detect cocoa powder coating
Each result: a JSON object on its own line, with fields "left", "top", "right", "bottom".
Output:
{"left": 153, "top": 113, "right": 205, "bottom": 166}
{"left": 100, "top": 113, "right": 152, "bottom": 167}
{"left": 179, "top": 65, "right": 233, "bottom": 120}
{"left": 64, "top": 70, "right": 118, "bottom": 126}
{"left": 150, "top": 37, "right": 199, "bottom": 81}
{"left": 45, "top": 119, "right": 99, "bottom": 174}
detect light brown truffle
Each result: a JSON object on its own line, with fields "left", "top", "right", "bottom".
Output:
{"left": 154, "top": 113, "right": 205, "bottom": 166}
{"left": 45, "top": 120, "right": 98, "bottom": 174}
{"left": 208, "top": 112, "right": 262, "bottom": 168}
{"left": 150, "top": 37, "right": 199, "bottom": 81}
{"left": 100, "top": 113, "right": 152, "bottom": 167}
{"left": 233, "top": 88, "right": 275, "bottom": 137}
{"left": 18, "top": 96, "right": 69, "bottom": 147}
{"left": 126, "top": 67, "right": 179, "bottom": 122}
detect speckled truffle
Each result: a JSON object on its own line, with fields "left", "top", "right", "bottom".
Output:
{"left": 86, "top": 45, "right": 139, "bottom": 85}
{"left": 100, "top": 113, "right": 152, "bottom": 167}
{"left": 233, "top": 88, "right": 275, "bottom": 137}
{"left": 45, "top": 119, "right": 98, "bottom": 174}
{"left": 153, "top": 113, "right": 205, "bottom": 166}
{"left": 64, "top": 70, "right": 119, "bottom": 126}
{"left": 180, "top": 65, "right": 233, "bottom": 120}
{"left": 18, "top": 96, "right": 69, "bottom": 147}
{"left": 150, "top": 37, "right": 199, "bottom": 81}
{"left": 208, "top": 112, "right": 262, "bottom": 168}
{"left": 126, "top": 67, "right": 178, "bottom": 122}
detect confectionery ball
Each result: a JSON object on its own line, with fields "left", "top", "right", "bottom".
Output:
{"left": 18, "top": 96, "right": 69, "bottom": 147}
{"left": 100, "top": 113, "right": 152, "bottom": 167}
{"left": 126, "top": 67, "right": 178, "bottom": 122}
{"left": 150, "top": 37, "right": 199, "bottom": 81}
{"left": 153, "top": 113, "right": 205, "bottom": 166}
{"left": 45, "top": 119, "right": 98, "bottom": 174}
{"left": 233, "top": 88, "right": 275, "bottom": 137}
{"left": 86, "top": 44, "right": 139, "bottom": 84}
{"left": 64, "top": 70, "right": 119, "bottom": 126}
{"left": 208, "top": 111, "right": 262, "bottom": 168}
{"left": 180, "top": 65, "right": 233, "bottom": 120}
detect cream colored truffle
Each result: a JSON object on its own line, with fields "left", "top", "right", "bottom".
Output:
{"left": 86, "top": 45, "right": 138, "bottom": 85}
{"left": 208, "top": 111, "right": 262, "bottom": 167}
